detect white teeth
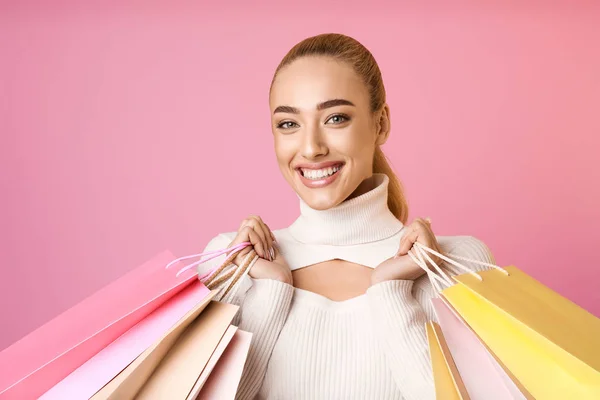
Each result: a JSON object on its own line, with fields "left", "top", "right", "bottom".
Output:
{"left": 301, "top": 165, "right": 342, "bottom": 180}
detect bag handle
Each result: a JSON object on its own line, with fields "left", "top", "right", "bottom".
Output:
{"left": 218, "top": 250, "right": 258, "bottom": 301}
{"left": 408, "top": 246, "right": 451, "bottom": 292}
{"left": 407, "top": 242, "right": 509, "bottom": 293}
{"left": 165, "top": 241, "right": 258, "bottom": 302}
{"left": 165, "top": 241, "right": 252, "bottom": 278}
{"left": 414, "top": 242, "right": 508, "bottom": 279}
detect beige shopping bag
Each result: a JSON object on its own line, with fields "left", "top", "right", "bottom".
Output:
{"left": 91, "top": 289, "right": 220, "bottom": 399}
{"left": 135, "top": 300, "right": 239, "bottom": 399}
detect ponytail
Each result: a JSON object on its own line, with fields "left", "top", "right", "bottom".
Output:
{"left": 373, "top": 147, "right": 409, "bottom": 224}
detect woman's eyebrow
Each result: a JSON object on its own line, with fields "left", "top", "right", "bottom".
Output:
{"left": 273, "top": 99, "right": 355, "bottom": 114}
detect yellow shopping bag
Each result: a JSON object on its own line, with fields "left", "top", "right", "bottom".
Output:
{"left": 413, "top": 243, "right": 600, "bottom": 400}
{"left": 426, "top": 321, "right": 470, "bottom": 400}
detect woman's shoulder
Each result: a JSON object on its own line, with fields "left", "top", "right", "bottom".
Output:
{"left": 436, "top": 234, "right": 497, "bottom": 270}
{"left": 202, "top": 231, "right": 237, "bottom": 252}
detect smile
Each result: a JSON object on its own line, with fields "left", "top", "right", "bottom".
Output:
{"left": 300, "top": 164, "right": 342, "bottom": 180}
{"left": 296, "top": 162, "right": 345, "bottom": 188}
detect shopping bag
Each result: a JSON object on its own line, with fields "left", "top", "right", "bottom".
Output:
{"left": 0, "top": 239, "right": 252, "bottom": 400}
{"left": 91, "top": 299, "right": 239, "bottom": 399}
{"left": 134, "top": 301, "right": 240, "bottom": 399}
{"left": 36, "top": 241, "right": 251, "bottom": 400}
{"left": 112, "top": 249, "right": 257, "bottom": 400}
{"left": 411, "top": 243, "right": 600, "bottom": 400}
{"left": 0, "top": 250, "right": 209, "bottom": 400}
{"left": 187, "top": 325, "right": 239, "bottom": 399}
{"left": 92, "top": 247, "right": 258, "bottom": 400}
{"left": 196, "top": 329, "right": 253, "bottom": 400}
{"left": 426, "top": 321, "right": 469, "bottom": 399}
{"left": 431, "top": 298, "right": 532, "bottom": 400}
{"left": 88, "top": 288, "right": 217, "bottom": 399}
{"left": 39, "top": 282, "right": 214, "bottom": 400}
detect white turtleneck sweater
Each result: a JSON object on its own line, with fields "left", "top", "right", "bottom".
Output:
{"left": 199, "top": 174, "right": 495, "bottom": 400}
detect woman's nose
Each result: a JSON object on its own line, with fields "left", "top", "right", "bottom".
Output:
{"left": 300, "top": 125, "right": 328, "bottom": 159}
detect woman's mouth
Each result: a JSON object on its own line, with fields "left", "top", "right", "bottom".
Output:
{"left": 296, "top": 163, "right": 344, "bottom": 188}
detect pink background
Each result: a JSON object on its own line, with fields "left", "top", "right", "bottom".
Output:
{"left": 1, "top": 2, "right": 599, "bottom": 350}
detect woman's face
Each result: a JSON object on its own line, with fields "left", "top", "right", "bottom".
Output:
{"left": 270, "top": 56, "right": 390, "bottom": 211}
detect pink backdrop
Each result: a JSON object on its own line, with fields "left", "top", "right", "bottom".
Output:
{"left": 1, "top": 2, "right": 599, "bottom": 350}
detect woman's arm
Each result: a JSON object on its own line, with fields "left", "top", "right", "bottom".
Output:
{"left": 366, "top": 235, "right": 495, "bottom": 400}
{"left": 200, "top": 233, "right": 295, "bottom": 400}
{"left": 366, "top": 277, "right": 434, "bottom": 400}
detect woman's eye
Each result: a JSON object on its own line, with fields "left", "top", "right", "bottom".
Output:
{"left": 326, "top": 114, "right": 349, "bottom": 125}
{"left": 277, "top": 121, "right": 298, "bottom": 130}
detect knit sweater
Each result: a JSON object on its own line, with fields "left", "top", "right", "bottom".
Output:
{"left": 199, "top": 174, "right": 495, "bottom": 400}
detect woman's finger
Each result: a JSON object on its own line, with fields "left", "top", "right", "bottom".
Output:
{"left": 245, "top": 226, "right": 267, "bottom": 259}
{"left": 397, "top": 228, "right": 419, "bottom": 256}
{"left": 255, "top": 218, "right": 275, "bottom": 261}
{"left": 251, "top": 214, "right": 276, "bottom": 242}
{"left": 247, "top": 215, "right": 272, "bottom": 261}
{"left": 413, "top": 218, "right": 443, "bottom": 266}
{"left": 243, "top": 218, "right": 269, "bottom": 259}
{"left": 264, "top": 223, "right": 278, "bottom": 260}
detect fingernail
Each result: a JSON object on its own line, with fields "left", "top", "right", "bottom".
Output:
{"left": 270, "top": 247, "right": 275, "bottom": 260}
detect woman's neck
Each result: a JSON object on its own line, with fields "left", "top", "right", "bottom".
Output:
{"left": 345, "top": 175, "right": 378, "bottom": 201}
{"left": 287, "top": 173, "right": 403, "bottom": 246}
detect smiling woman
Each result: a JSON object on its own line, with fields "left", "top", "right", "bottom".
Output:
{"left": 199, "top": 33, "right": 495, "bottom": 400}
{"left": 269, "top": 53, "right": 400, "bottom": 213}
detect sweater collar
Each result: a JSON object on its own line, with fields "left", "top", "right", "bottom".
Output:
{"left": 287, "top": 173, "right": 404, "bottom": 246}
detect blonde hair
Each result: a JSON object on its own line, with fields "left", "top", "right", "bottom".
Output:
{"left": 270, "top": 33, "right": 409, "bottom": 223}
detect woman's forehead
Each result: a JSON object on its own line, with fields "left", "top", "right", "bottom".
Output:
{"left": 270, "top": 57, "right": 369, "bottom": 112}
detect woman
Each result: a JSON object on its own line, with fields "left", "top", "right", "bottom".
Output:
{"left": 200, "top": 33, "right": 494, "bottom": 400}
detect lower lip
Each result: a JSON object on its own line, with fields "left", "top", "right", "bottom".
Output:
{"left": 297, "top": 165, "right": 344, "bottom": 188}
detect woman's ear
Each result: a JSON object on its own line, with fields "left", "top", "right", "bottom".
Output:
{"left": 375, "top": 104, "right": 391, "bottom": 146}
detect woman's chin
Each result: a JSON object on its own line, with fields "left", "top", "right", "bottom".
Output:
{"left": 296, "top": 188, "right": 346, "bottom": 211}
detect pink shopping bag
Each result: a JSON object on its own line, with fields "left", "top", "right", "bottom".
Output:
{"left": 39, "top": 282, "right": 214, "bottom": 400}
{"left": 431, "top": 298, "right": 533, "bottom": 399}
{"left": 0, "top": 250, "right": 205, "bottom": 400}
{"left": 197, "top": 329, "right": 253, "bottom": 400}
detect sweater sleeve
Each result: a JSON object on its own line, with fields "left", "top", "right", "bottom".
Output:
{"left": 365, "top": 235, "right": 495, "bottom": 400}
{"left": 199, "top": 234, "right": 295, "bottom": 400}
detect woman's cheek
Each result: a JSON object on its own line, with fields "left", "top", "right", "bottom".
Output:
{"left": 337, "top": 131, "right": 374, "bottom": 161}
{"left": 274, "top": 139, "right": 298, "bottom": 168}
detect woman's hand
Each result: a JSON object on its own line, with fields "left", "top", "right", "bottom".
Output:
{"left": 228, "top": 215, "right": 293, "bottom": 285}
{"left": 371, "top": 217, "right": 444, "bottom": 286}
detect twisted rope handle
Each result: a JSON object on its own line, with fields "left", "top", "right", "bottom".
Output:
{"left": 165, "top": 238, "right": 262, "bottom": 303}
{"left": 407, "top": 241, "right": 509, "bottom": 294}
{"left": 202, "top": 245, "right": 248, "bottom": 287}
{"left": 218, "top": 250, "right": 258, "bottom": 301}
